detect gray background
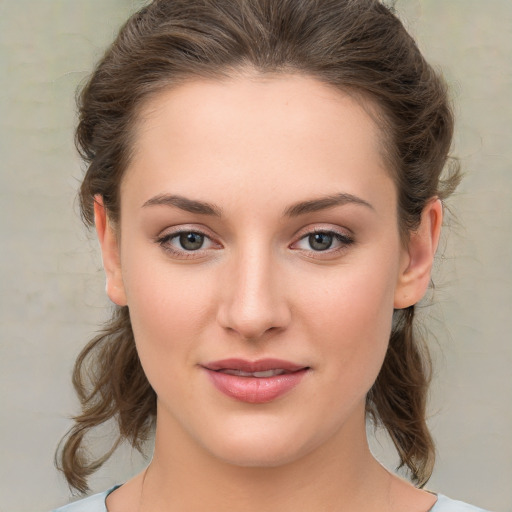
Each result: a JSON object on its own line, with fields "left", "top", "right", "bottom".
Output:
{"left": 0, "top": 1, "right": 510, "bottom": 511}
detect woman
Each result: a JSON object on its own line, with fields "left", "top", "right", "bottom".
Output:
{"left": 53, "top": 1, "right": 490, "bottom": 511}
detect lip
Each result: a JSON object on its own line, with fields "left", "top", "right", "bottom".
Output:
{"left": 202, "top": 358, "right": 310, "bottom": 404}
{"left": 203, "top": 358, "right": 307, "bottom": 373}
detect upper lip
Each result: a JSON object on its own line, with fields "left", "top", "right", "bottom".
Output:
{"left": 202, "top": 358, "right": 308, "bottom": 373}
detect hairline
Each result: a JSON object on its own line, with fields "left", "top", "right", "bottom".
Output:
{"left": 113, "top": 65, "right": 402, "bottom": 233}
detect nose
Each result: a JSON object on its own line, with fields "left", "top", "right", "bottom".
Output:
{"left": 216, "top": 245, "right": 291, "bottom": 341}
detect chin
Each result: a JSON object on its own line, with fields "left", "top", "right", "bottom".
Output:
{"left": 211, "top": 441, "right": 310, "bottom": 469}
{"left": 196, "top": 417, "right": 322, "bottom": 469}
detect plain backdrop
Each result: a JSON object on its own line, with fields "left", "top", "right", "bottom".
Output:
{"left": 0, "top": 1, "right": 511, "bottom": 511}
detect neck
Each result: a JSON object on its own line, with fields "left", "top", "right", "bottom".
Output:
{"left": 141, "top": 405, "right": 393, "bottom": 512}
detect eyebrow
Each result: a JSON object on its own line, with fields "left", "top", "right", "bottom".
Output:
{"left": 142, "top": 194, "right": 223, "bottom": 216}
{"left": 142, "top": 192, "right": 374, "bottom": 218}
{"left": 283, "top": 193, "right": 374, "bottom": 217}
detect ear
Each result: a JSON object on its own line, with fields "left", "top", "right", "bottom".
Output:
{"left": 94, "top": 195, "right": 127, "bottom": 306}
{"left": 394, "top": 198, "right": 443, "bottom": 309}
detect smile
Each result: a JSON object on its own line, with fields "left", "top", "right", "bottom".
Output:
{"left": 202, "top": 358, "right": 310, "bottom": 403}
{"left": 216, "top": 369, "right": 290, "bottom": 377}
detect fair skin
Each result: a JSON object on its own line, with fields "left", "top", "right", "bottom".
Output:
{"left": 96, "top": 73, "right": 442, "bottom": 512}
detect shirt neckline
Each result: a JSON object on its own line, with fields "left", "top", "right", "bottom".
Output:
{"left": 104, "top": 485, "right": 122, "bottom": 512}
{"left": 102, "top": 485, "right": 442, "bottom": 512}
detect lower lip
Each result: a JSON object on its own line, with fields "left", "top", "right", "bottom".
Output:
{"left": 204, "top": 368, "right": 309, "bottom": 403}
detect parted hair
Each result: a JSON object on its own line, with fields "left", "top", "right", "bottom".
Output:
{"left": 57, "top": 0, "right": 460, "bottom": 493}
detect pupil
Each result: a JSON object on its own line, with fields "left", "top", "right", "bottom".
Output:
{"left": 309, "top": 233, "right": 332, "bottom": 251}
{"left": 180, "top": 232, "right": 204, "bottom": 250}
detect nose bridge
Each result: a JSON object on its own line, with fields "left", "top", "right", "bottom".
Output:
{"left": 217, "top": 236, "right": 290, "bottom": 340}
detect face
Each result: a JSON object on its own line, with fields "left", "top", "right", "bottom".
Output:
{"left": 96, "top": 73, "right": 440, "bottom": 468}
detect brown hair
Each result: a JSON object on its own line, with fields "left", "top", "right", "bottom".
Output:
{"left": 57, "top": 0, "right": 460, "bottom": 493}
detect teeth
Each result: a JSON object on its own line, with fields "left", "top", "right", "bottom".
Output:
{"left": 219, "top": 369, "right": 288, "bottom": 377}
{"left": 253, "top": 369, "right": 286, "bottom": 377}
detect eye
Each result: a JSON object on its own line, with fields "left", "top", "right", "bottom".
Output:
{"left": 156, "top": 228, "right": 219, "bottom": 258}
{"left": 308, "top": 232, "right": 335, "bottom": 251}
{"left": 292, "top": 229, "right": 354, "bottom": 254}
{"left": 176, "top": 232, "right": 206, "bottom": 251}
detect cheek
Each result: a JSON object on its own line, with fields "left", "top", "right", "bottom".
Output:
{"left": 128, "top": 288, "right": 213, "bottom": 356}
{"left": 123, "top": 269, "right": 217, "bottom": 420}
{"left": 302, "top": 255, "right": 397, "bottom": 339}
{"left": 298, "top": 254, "right": 398, "bottom": 394}
{"left": 119, "top": 242, "right": 216, "bottom": 378}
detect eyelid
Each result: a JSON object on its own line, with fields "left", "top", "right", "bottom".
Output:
{"left": 154, "top": 224, "right": 354, "bottom": 260}
{"left": 292, "top": 224, "right": 354, "bottom": 242}
{"left": 155, "top": 225, "right": 222, "bottom": 259}
{"left": 290, "top": 225, "right": 355, "bottom": 257}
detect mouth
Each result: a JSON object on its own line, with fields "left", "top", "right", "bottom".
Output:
{"left": 203, "top": 358, "right": 308, "bottom": 374}
{"left": 201, "top": 358, "right": 310, "bottom": 403}
{"left": 215, "top": 368, "right": 292, "bottom": 377}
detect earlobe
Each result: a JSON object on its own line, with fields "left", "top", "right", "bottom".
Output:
{"left": 394, "top": 198, "right": 443, "bottom": 309}
{"left": 94, "top": 195, "right": 127, "bottom": 306}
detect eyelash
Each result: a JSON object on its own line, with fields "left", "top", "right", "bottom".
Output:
{"left": 293, "top": 228, "right": 354, "bottom": 258}
{"left": 155, "top": 229, "right": 218, "bottom": 260}
{"left": 155, "top": 227, "right": 354, "bottom": 260}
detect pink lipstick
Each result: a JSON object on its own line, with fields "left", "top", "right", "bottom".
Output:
{"left": 202, "top": 358, "right": 309, "bottom": 403}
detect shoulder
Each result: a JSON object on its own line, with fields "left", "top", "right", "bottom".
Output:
{"left": 431, "top": 494, "right": 493, "bottom": 512}
{"left": 50, "top": 486, "right": 120, "bottom": 512}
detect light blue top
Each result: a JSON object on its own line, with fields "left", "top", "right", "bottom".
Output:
{"left": 52, "top": 486, "right": 492, "bottom": 512}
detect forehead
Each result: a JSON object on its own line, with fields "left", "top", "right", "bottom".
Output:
{"left": 133, "top": 72, "right": 387, "bottom": 156}
{"left": 122, "top": 73, "right": 395, "bottom": 214}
